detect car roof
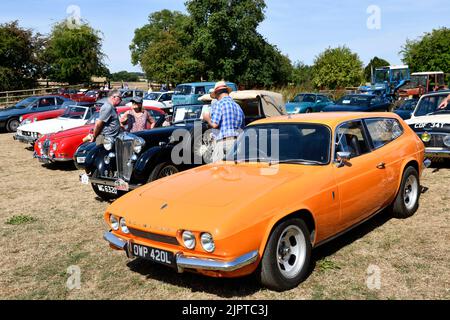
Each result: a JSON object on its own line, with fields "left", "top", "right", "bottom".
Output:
{"left": 411, "top": 71, "right": 444, "bottom": 76}
{"left": 342, "top": 94, "right": 376, "bottom": 98}
{"left": 249, "top": 112, "right": 401, "bottom": 128}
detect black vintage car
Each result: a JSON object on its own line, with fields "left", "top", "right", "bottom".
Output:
{"left": 75, "top": 90, "right": 286, "bottom": 200}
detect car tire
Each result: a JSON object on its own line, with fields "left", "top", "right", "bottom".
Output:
{"left": 259, "top": 218, "right": 311, "bottom": 291}
{"left": 90, "top": 169, "right": 122, "bottom": 201}
{"left": 390, "top": 166, "right": 420, "bottom": 219}
{"left": 305, "top": 108, "right": 312, "bottom": 113}
{"left": 6, "top": 118, "right": 20, "bottom": 132}
{"left": 147, "top": 162, "right": 179, "bottom": 182}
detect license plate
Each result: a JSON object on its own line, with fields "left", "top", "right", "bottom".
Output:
{"left": 80, "top": 173, "right": 89, "bottom": 185}
{"left": 97, "top": 184, "right": 117, "bottom": 194}
{"left": 130, "top": 243, "right": 174, "bottom": 266}
{"left": 77, "top": 157, "right": 86, "bottom": 163}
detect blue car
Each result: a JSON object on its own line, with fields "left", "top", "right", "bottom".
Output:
{"left": 172, "top": 82, "right": 238, "bottom": 106}
{"left": 322, "top": 94, "right": 391, "bottom": 112}
{"left": 0, "top": 95, "right": 71, "bottom": 132}
{"left": 285, "top": 93, "right": 334, "bottom": 114}
{"left": 393, "top": 99, "right": 418, "bottom": 120}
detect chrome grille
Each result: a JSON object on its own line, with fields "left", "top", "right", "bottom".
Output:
{"left": 128, "top": 228, "right": 179, "bottom": 245}
{"left": 115, "top": 133, "right": 135, "bottom": 181}
{"left": 43, "top": 139, "right": 50, "bottom": 156}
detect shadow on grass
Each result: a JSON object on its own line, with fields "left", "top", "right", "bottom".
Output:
{"left": 41, "top": 161, "right": 78, "bottom": 171}
{"left": 125, "top": 209, "right": 397, "bottom": 297}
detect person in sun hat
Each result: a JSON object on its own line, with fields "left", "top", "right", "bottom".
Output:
{"left": 202, "top": 80, "right": 244, "bottom": 162}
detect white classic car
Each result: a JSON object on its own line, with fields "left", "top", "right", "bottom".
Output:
{"left": 405, "top": 91, "right": 450, "bottom": 159}
{"left": 14, "top": 105, "right": 96, "bottom": 144}
{"left": 140, "top": 91, "right": 173, "bottom": 111}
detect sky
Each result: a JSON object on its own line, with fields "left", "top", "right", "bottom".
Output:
{"left": 1, "top": 0, "right": 449, "bottom": 73}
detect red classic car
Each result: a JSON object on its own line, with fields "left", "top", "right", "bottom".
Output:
{"left": 53, "top": 89, "right": 108, "bottom": 103}
{"left": 33, "top": 106, "right": 166, "bottom": 164}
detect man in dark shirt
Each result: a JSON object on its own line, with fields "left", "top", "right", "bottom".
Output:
{"left": 90, "top": 89, "right": 122, "bottom": 143}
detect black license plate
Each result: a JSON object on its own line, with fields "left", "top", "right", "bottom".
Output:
{"left": 96, "top": 184, "right": 117, "bottom": 194}
{"left": 130, "top": 243, "right": 174, "bottom": 266}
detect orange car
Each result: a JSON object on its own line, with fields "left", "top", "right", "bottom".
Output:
{"left": 103, "top": 112, "right": 425, "bottom": 291}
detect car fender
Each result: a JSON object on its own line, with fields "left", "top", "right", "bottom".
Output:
{"left": 133, "top": 145, "right": 173, "bottom": 180}
{"left": 257, "top": 205, "right": 317, "bottom": 257}
{"left": 84, "top": 144, "right": 107, "bottom": 174}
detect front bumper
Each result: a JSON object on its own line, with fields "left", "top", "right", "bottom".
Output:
{"left": 80, "top": 173, "right": 140, "bottom": 191}
{"left": 103, "top": 231, "right": 259, "bottom": 273}
{"left": 33, "top": 152, "right": 72, "bottom": 163}
{"left": 13, "top": 134, "right": 36, "bottom": 144}
{"left": 425, "top": 148, "right": 450, "bottom": 158}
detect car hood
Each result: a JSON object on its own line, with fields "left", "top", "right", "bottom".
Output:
{"left": 47, "top": 124, "right": 93, "bottom": 141}
{"left": 0, "top": 106, "right": 28, "bottom": 117}
{"left": 107, "top": 162, "right": 327, "bottom": 235}
{"left": 17, "top": 117, "right": 87, "bottom": 134}
{"left": 285, "top": 102, "right": 312, "bottom": 112}
{"left": 406, "top": 114, "right": 450, "bottom": 132}
{"left": 322, "top": 104, "right": 367, "bottom": 112}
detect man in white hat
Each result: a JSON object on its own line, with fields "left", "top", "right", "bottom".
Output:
{"left": 203, "top": 81, "right": 244, "bottom": 162}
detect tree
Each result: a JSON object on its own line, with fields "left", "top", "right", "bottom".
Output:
{"left": 44, "top": 21, "right": 108, "bottom": 84}
{"left": 185, "top": 0, "right": 291, "bottom": 87}
{"left": 364, "top": 56, "right": 390, "bottom": 82}
{"left": 401, "top": 27, "right": 450, "bottom": 73}
{"left": 110, "top": 71, "right": 141, "bottom": 82}
{"left": 312, "top": 46, "right": 363, "bottom": 89}
{"left": 130, "top": 10, "right": 199, "bottom": 85}
{"left": 0, "top": 21, "right": 43, "bottom": 91}
{"left": 291, "top": 61, "right": 313, "bottom": 88}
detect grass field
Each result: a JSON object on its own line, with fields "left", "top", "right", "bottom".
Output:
{"left": 0, "top": 132, "right": 448, "bottom": 300}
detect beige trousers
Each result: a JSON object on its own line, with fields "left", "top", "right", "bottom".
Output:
{"left": 212, "top": 138, "right": 236, "bottom": 162}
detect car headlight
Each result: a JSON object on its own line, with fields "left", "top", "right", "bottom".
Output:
{"left": 103, "top": 136, "right": 114, "bottom": 151}
{"left": 109, "top": 215, "right": 119, "bottom": 230}
{"left": 37, "top": 141, "right": 42, "bottom": 150}
{"left": 52, "top": 143, "right": 57, "bottom": 151}
{"left": 119, "top": 218, "right": 129, "bottom": 234}
{"left": 294, "top": 107, "right": 300, "bottom": 113}
{"left": 133, "top": 137, "right": 145, "bottom": 153}
{"left": 421, "top": 132, "right": 431, "bottom": 143}
{"left": 182, "top": 231, "right": 196, "bottom": 249}
{"left": 443, "top": 135, "right": 450, "bottom": 147}
{"left": 21, "top": 119, "right": 31, "bottom": 125}
{"left": 200, "top": 233, "right": 215, "bottom": 252}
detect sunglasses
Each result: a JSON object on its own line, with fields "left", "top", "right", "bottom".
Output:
{"left": 113, "top": 95, "right": 122, "bottom": 99}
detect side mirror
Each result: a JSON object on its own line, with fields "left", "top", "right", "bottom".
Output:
{"left": 335, "top": 151, "right": 351, "bottom": 167}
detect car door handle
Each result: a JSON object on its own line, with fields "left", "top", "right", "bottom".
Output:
{"left": 377, "top": 162, "right": 386, "bottom": 169}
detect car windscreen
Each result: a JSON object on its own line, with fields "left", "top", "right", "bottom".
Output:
{"left": 60, "top": 106, "right": 87, "bottom": 119}
{"left": 292, "top": 94, "right": 315, "bottom": 103}
{"left": 337, "top": 95, "right": 371, "bottom": 106}
{"left": 172, "top": 105, "right": 204, "bottom": 122}
{"left": 414, "top": 95, "right": 450, "bottom": 116}
{"left": 16, "top": 97, "right": 38, "bottom": 108}
{"left": 174, "top": 85, "right": 192, "bottom": 95}
{"left": 228, "top": 123, "right": 331, "bottom": 164}
{"left": 144, "top": 93, "right": 161, "bottom": 100}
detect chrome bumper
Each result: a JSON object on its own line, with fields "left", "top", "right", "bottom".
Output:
{"left": 33, "top": 152, "right": 72, "bottom": 163}
{"left": 80, "top": 174, "right": 140, "bottom": 190}
{"left": 103, "top": 231, "right": 259, "bottom": 273}
{"left": 425, "top": 148, "right": 450, "bottom": 158}
{"left": 13, "top": 134, "right": 36, "bottom": 144}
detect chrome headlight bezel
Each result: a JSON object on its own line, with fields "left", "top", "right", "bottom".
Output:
{"left": 109, "top": 215, "right": 119, "bottom": 230}
{"left": 200, "top": 232, "right": 215, "bottom": 253}
{"left": 133, "top": 136, "right": 145, "bottom": 154}
{"left": 182, "top": 230, "right": 196, "bottom": 250}
{"left": 119, "top": 218, "right": 129, "bottom": 234}
{"left": 443, "top": 135, "right": 450, "bottom": 147}
{"left": 103, "top": 136, "right": 114, "bottom": 151}
{"left": 52, "top": 142, "right": 58, "bottom": 151}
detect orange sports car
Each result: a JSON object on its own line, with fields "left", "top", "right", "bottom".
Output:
{"left": 103, "top": 112, "right": 425, "bottom": 291}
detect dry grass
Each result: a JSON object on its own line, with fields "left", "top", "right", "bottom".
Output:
{"left": 0, "top": 132, "right": 449, "bottom": 300}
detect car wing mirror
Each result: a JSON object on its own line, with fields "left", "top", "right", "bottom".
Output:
{"left": 335, "top": 151, "right": 351, "bottom": 167}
